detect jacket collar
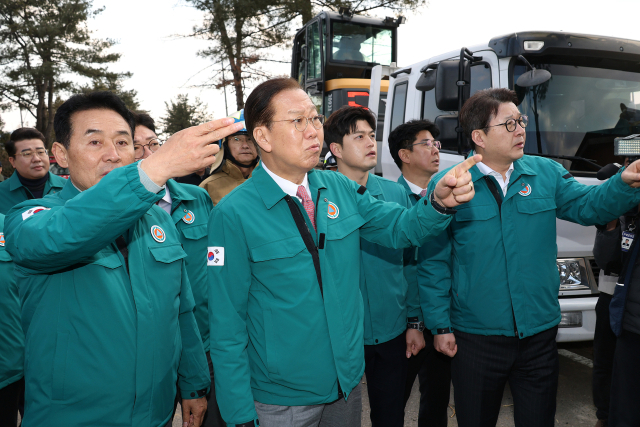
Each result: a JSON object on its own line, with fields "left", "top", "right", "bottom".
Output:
{"left": 166, "top": 179, "right": 196, "bottom": 212}
{"left": 364, "top": 173, "right": 382, "bottom": 197}
{"left": 58, "top": 177, "right": 81, "bottom": 201}
{"left": 253, "top": 164, "right": 329, "bottom": 210}
{"left": 467, "top": 152, "right": 537, "bottom": 183}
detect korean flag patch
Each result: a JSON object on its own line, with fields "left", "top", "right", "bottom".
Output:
{"left": 22, "top": 206, "right": 50, "bottom": 220}
{"left": 207, "top": 247, "right": 225, "bottom": 266}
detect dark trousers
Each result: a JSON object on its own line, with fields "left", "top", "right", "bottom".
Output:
{"left": 364, "top": 332, "right": 409, "bottom": 427}
{"left": 166, "top": 351, "right": 225, "bottom": 427}
{"left": 593, "top": 292, "right": 617, "bottom": 421}
{"left": 0, "top": 377, "right": 24, "bottom": 427}
{"left": 609, "top": 329, "right": 640, "bottom": 427}
{"left": 451, "top": 327, "right": 559, "bottom": 427}
{"left": 403, "top": 329, "right": 451, "bottom": 427}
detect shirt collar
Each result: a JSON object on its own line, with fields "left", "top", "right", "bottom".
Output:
{"left": 476, "top": 160, "right": 514, "bottom": 180}
{"left": 261, "top": 161, "right": 310, "bottom": 201}
{"left": 403, "top": 177, "right": 427, "bottom": 196}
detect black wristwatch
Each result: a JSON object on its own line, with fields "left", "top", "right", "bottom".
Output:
{"left": 429, "top": 191, "right": 457, "bottom": 215}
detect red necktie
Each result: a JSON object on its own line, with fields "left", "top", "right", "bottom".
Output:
{"left": 420, "top": 189, "right": 427, "bottom": 198}
{"left": 296, "top": 185, "right": 316, "bottom": 232}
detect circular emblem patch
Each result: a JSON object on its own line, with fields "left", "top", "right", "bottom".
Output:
{"left": 327, "top": 202, "right": 339, "bottom": 219}
{"left": 518, "top": 184, "right": 532, "bottom": 197}
{"left": 0, "top": 233, "right": 4, "bottom": 247}
{"left": 182, "top": 210, "right": 195, "bottom": 224}
{"left": 151, "top": 225, "right": 166, "bottom": 243}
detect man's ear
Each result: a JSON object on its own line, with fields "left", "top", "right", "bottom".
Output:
{"left": 253, "top": 127, "right": 272, "bottom": 153}
{"left": 398, "top": 148, "right": 411, "bottom": 166}
{"left": 471, "top": 129, "right": 486, "bottom": 150}
{"left": 52, "top": 142, "right": 69, "bottom": 168}
{"left": 7, "top": 156, "right": 16, "bottom": 169}
{"left": 329, "top": 142, "right": 343, "bottom": 160}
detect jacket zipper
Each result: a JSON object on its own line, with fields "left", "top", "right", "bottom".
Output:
{"left": 483, "top": 176, "right": 519, "bottom": 337}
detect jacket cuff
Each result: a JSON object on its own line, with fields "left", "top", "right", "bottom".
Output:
{"left": 137, "top": 160, "right": 165, "bottom": 194}
{"left": 180, "top": 386, "right": 210, "bottom": 400}
{"left": 432, "top": 326, "right": 454, "bottom": 335}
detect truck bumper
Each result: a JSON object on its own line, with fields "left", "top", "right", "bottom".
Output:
{"left": 556, "top": 296, "right": 598, "bottom": 342}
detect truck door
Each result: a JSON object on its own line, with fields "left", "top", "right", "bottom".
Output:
{"left": 305, "top": 19, "right": 325, "bottom": 115}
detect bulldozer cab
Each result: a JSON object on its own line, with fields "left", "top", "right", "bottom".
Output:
{"left": 291, "top": 10, "right": 402, "bottom": 117}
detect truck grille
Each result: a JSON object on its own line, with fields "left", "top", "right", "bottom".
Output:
{"left": 589, "top": 258, "right": 600, "bottom": 287}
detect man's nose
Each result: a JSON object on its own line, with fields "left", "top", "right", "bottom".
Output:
{"left": 141, "top": 145, "right": 153, "bottom": 160}
{"left": 103, "top": 141, "right": 122, "bottom": 161}
{"left": 514, "top": 121, "right": 526, "bottom": 136}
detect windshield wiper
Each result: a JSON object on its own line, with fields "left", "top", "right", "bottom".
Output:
{"left": 528, "top": 153, "right": 602, "bottom": 170}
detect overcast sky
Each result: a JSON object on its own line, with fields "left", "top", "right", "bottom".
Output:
{"left": 3, "top": 0, "right": 640, "bottom": 132}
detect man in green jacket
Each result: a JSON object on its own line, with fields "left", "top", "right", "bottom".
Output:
{"left": 423, "top": 88, "right": 640, "bottom": 427}
{"left": 326, "top": 106, "right": 424, "bottom": 427}
{"left": 0, "top": 214, "right": 24, "bottom": 427}
{"left": 132, "top": 111, "right": 223, "bottom": 427}
{"left": 388, "top": 119, "right": 452, "bottom": 427}
{"left": 5, "top": 91, "right": 243, "bottom": 427}
{"left": 0, "top": 128, "right": 66, "bottom": 214}
{"left": 207, "top": 77, "right": 481, "bottom": 427}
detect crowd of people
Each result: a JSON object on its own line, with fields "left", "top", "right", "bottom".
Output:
{"left": 1, "top": 78, "right": 640, "bottom": 427}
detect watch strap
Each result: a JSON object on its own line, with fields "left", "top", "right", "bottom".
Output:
{"left": 429, "top": 191, "right": 457, "bottom": 215}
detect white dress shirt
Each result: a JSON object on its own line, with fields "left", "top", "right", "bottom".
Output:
{"left": 476, "top": 161, "right": 514, "bottom": 196}
{"left": 262, "top": 162, "right": 311, "bottom": 202}
{"left": 404, "top": 178, "right": 428, "bottom": 196}
{"left": 157, "top": 186, "right": 172, "bottom": 214}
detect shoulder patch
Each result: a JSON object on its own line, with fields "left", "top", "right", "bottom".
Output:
{"left": 22, "top": 206, "right": 50, "bottom": 221}
{"left": 0, "top": 232, "right": 5, "bottom": 247}
{"left": 563, "top": 173, "right": 573, "bottom": 179}
{"left": 357, "top": 185, "right": 367, "bottom": 195}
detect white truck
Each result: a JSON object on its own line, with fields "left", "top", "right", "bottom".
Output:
{"left": 369, "top": 31, "right": 640, "bottom": 341}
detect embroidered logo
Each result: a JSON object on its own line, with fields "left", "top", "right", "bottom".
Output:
{"left": 151, "top": 225, "right": 166, "bottom": 243}
{"left": 327, "top": 202, "right": 339, "bottom": 219}
{"left": 518, "top": 184, "right": 532, "bottom": 197}
{"left": 207, "top": 247, "right": 224, "bottom": 266}
{"left": 182, "top": 210, "right": 195, "bottom": 224}
{"left": 0, "top": 233, "right": 4, "bottom": 247}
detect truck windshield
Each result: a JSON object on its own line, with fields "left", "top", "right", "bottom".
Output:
{"left": 330, "top": 21, "right": 392, "bottom": 65}
{"left": 514, "top": 62, "right": 640, "bottom": 176}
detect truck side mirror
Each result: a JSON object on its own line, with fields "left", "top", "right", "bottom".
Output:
{"left": 516, "top": 69, "right": 552, "bottom": 87}
{"left": 435, "top": 60, "right": 470, "bottom": 111}
{"left": 416, "top": 69, "right": 436, "bottom": 92}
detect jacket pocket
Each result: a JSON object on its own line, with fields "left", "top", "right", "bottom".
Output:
{"left": 51, "top": 331, "right": 69, "bottom": 401}
{"left": 455, "top": 205, "right": 498, "bottom": 222}
{"left": 326, "top": 213, "right": 365, "bottom": 240}
{"left": 90, "top": 252, "right": 123, "bottom": 269}
{"left": 181, "top": 224, "right": 207, "bottom": 241}
{"left": 250, "top": 236, "right": 306, "bottom": 262}
{"left": 516, "top": 197, "right": 556, "bottom": 214}
{"left": 263, "top": 308, "right": 279, "bottom": 376}
{"left": 149, "top": 244, "right": 188, "bottom": 264}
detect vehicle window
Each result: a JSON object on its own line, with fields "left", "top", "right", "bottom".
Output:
{"left": 470, "top": 63, "right": 492, "bottom": 94}
{"left": 307, "top": 21, "right": 321, "bottom": 80}
{"left": 514, "top": 62, "right": 640, "bottom": 175}
{"left": 390, "top": 82, "right": 408, "bottom": 134}
{"left": 331, "top": 21, "right": 392, "bottom": 65}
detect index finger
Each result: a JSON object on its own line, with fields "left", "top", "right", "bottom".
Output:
{"left": 455, "top": 154, "right": 482, "bottom": 174}
{"left": 194, "top": 121, "right": 245, "bottom": 147}
{"left": 192, "top": 117, "right": 238, "bottom": 137}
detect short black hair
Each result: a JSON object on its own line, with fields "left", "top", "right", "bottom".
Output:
{"left": 459, "top": 88, "right": 519, "bottom": 149}
{"left": 324, "top": 106, "right": 376, "bottom": 153}
{"left": 131, "top": 111, "right": 156, "bottom": 134}
{"left": 54, "top": 91, "right": 135, "bottom": 149}
{"left": 6, "top": 127, "right": 46, "bottom": 157}
{"left": 388, "top": 120, "right": 440, "bottom": 171}
{"left": 244, "top": 77, "right": 302, "bottom": 137}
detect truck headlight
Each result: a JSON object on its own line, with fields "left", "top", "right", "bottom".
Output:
{"left": 559, "top": 311, "right": 583, "bottom": 327}
{"left": 557, "top": 258, "right": 590, "bottom": 291}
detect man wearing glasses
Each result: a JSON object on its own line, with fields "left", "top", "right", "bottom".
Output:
{"left": 206, "top": 78, "right": 481, "bottom": 427}
{"left": 0, "top": 128, "right": 66, "bottom": 214}
{"left": 422, "top": 88, "right": 640, "bottom": 427}
{"left": 387, "top": 120, "right": 452, "bottom": 427}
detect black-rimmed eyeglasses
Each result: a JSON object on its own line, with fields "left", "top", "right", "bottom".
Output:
{"left": 485, "top": 115, "right": 529, "bottom": 133}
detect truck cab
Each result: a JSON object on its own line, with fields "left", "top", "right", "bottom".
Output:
{"left": 370, "top": 31, "right": 640, "bottom": 341}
